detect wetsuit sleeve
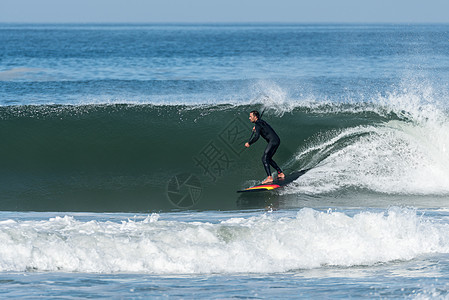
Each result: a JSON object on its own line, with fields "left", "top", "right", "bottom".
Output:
{"left": 248, "top": 123, "right": 260, "bottom": 145}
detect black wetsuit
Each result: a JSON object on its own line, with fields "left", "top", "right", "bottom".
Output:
{"left": 248, "top": 119, "right": 283, "bottom": 177}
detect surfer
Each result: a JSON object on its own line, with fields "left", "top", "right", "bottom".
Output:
{"left": 245, "top": 110, "right": 285, "bottom": 184}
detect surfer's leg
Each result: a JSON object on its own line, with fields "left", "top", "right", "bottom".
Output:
{"left": 269, "top": 159, "right": 282, "bottom": 174}
{"left": 266, "top": 142, "right": 283, "bottom": 175}
{"left": 262, "top": 147, "right": 272, "bottom": 177}
{"left": 262, "top": 142, "right": 283, "bottom": 179}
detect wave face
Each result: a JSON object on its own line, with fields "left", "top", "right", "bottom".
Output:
{"left": 0, "top": 208, "right": 448, "bottom": 273}
{"left": 1, "top": 89, "right": 449, "bottom": 212}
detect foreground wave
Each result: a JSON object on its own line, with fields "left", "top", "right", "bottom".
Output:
{"left": 1, "top": 99, "right": 449, "bottom": 211}
{"left": 0, "top": 208, "right": 447, "bottom": 274}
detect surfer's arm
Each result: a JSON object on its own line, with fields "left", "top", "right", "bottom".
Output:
{"left": 248, "top": 125, "right": 261, "bottom": 145}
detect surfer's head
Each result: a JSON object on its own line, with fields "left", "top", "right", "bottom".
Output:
{"left": 249, "top": 110, "right": 259, "bottom": 123}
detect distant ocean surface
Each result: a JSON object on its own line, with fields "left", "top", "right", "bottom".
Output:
{"left": 1, "top": 23, "right": 449, "bottom": 298}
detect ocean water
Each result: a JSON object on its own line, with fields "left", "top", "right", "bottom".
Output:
{"left": 1, "top": 23, "right": 449, "bottom": 298}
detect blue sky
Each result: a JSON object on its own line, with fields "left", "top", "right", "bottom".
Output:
{"left": 1, "top": 0, "right": 449, "bottom": 23}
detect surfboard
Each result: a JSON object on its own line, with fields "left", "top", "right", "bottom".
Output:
{"left": 237, "top": 169, "right": 310, "bottom": 193}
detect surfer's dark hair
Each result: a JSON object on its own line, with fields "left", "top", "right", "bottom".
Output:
{"left": 250, "top": 110, "right": 260, "bottom": 119}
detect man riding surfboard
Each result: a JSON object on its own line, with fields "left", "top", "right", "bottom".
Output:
{"left": 244, "top": 110, "right": 285, "bottom": 184}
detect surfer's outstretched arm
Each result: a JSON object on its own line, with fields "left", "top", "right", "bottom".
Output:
{"left": 248, "top": 124, "right": 261, "bottom": 145}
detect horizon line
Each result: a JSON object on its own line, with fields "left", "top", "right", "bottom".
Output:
{"left": 1, "top": 21, "right": 449, "bottom": 25}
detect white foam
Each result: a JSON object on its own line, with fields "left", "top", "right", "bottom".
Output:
{"left": 289, "top": 122, "right": 449, "bottom": 195}
{"left": 285, "top": 81, "right": 449, "bottom": 196}
{"left": 0, "top": 208, "right": 448, "bottom": 274}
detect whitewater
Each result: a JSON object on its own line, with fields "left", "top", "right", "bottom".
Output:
{"left": 1, "top": 207, "right": 449, "bottom": 274}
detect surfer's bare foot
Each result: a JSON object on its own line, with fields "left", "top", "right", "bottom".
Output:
{"left": 262, "top": 176, "right": 273, "bottom": 184}
{"left": 277, "top": 173, "right": 285, "bottom": 180}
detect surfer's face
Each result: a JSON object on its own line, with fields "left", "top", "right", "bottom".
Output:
{"left": 249, "top": 113, "right": 258, "bottom": 123}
